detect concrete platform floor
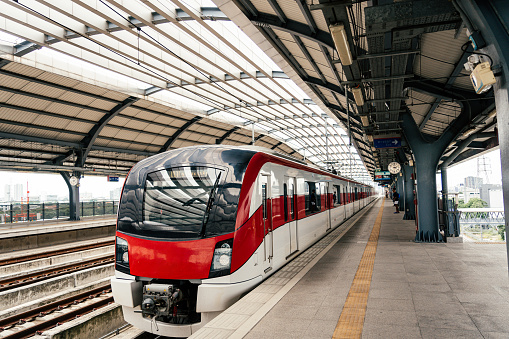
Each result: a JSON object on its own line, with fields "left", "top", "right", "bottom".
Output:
{"left": 244, "top": 199, "right": 509, "bottom": 339}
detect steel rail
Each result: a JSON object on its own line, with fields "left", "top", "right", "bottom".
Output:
{"left": 0, "top": 240, "right": 115, "bottom": 267}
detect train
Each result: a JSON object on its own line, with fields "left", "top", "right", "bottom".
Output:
{"left": 111, "top": 145, "right": 375, "bottom": 337}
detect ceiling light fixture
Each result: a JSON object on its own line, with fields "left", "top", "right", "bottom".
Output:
{"left": 352, "top": 86, "right": 364, "bottom": 106}
{"left": 329, "top": 23, "right": 353, "bottom": 66}
{"left": 361, "top": 115, "right": 369, "bottom": 126}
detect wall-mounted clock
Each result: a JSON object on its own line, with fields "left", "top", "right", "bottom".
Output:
{"left": 388, "top": 162, "right": 401, "bottom": 174}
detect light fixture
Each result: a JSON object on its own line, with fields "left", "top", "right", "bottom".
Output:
{"left": 329, "top": 23, "right": 353, "bottom": 66}
{"left": 409, "top": 160, "right": 414, "bottom": 167}
{"left": 361, "top": 115, "right": 369, "bottom": 126}
{"left": 352, "top": 86, "right": 364, "bottom": 106}
{"left": 367, "top": 134, "right": 373, "bottom": 142}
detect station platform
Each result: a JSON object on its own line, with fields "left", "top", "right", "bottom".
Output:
{"left": 192, "top": 198, "right": 509, "bottom": 338}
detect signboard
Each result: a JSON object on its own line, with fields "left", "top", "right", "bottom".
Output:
{"left": 107, "top": 175, "right": 119, "bottom": 182}
{"left": 374, "top": 170, "right": 391, "bottom": 181}
{"left": 373, "top": 137, "right": 401, "bottom": 149}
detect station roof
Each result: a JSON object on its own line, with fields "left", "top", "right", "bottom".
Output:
{"left": 0, "top": 0, "right": 370, "bottom": 180}
{"left": 215, "top": 0, "right": 498, "bottom": 172}
{"left": 0, "top": 0, "right": 499, "bottom": 180}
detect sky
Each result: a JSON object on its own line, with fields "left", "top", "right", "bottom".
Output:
{"left": 1, "top": 172, "right": 125, "bottom": 201}
{"left": 436, "top": 148, "right": 502, "bottom": 188}
{"left": 0, "top": 148, "right": 502, "bottom": 202}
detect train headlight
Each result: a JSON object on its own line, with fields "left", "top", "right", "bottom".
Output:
{"left": 209, "top": 239, "right": 233, "bottom": 278}
{"left": 116, "top": 236, "right": 130, "bottom": 273}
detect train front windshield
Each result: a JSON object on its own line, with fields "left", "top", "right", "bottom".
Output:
{"left": 142, "top": 166, "right": 226, "bottom": 239}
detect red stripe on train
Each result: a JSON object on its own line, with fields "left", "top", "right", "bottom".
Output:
{"left": 119, "top": 232, "right": 233, "bottom": 279}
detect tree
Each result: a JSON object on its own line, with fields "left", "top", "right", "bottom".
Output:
{"left": 464, "top": 198, "right": 488, "bottom": 208}
{"left": 499, "top": 225, "right": 505, "bottom": 241}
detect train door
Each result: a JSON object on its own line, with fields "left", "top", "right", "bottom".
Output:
{"left": 260, "top": 175, "right": 273, "bottom": 270}
{"left": 343, "top": 185, "right": 347, "bottom": 220}
{"left": 326, "top": 182, "right": 331, "bottom": 231}
{"left": 285, "top": 176, "right": 298, "bottom": 255}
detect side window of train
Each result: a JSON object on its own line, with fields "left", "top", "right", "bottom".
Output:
{"left": 316, "top": 183, "right": 321, "bottom": 211}
{"left": 283, "top": 183, "right": 288, "bottom": 222}
{"left": 262, "top": 183, "right": 267, "bottom": 219}
{"left": 290, "top": 182, "right": 295, "bottom": 219}
{"left": 305, "top": 181, "right": 320, "bottom": 215}
{"left": 334, "top": 185, "right": 341, "bottom": 206}
{"left": 355, "top": 187, "right": 358, "bottom": 201}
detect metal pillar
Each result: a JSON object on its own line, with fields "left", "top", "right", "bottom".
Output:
{"left": 396, "top": 175, "right": 404, "bottom": 213}
{"left": 440, "top": 132, "right": 497, "bottom": 236}
{"left": 60, "top": 171, "right": 80, "bottom": 220}
{"left": 402, "top": 164, "right": 416, "bottom": 220}
{"left": 457, "top": 0, "right": 509, "bottom": 267}
{"left": 440, "top": 165, "right": 448, "bottom": 216}
{"left": 401, "top": 110, "right": 449, "bottom": 242}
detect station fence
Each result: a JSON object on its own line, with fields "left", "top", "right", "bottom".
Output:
{"left": 0, "top": 201, "right": 118, "bottom": 224}
{"left": 458, "top": 208, "right": 505, "bottom": 242}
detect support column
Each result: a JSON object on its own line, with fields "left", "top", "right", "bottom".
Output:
{"left": 61, "top": 171, "right": 80, "bottom": 220}
{"left": 401, "top": 110, "right": 459, "bottom": 242}
{"left": 396, "top": 175, "right": 404, "bottom": 213}
{"left": 402, "top": 164, "right": 416, "bottom": 220}
{"left": 440, "top": 132, "right": 497, "bottom": 236}
{"left": 456, "top": 0, "right": 509, "bottom": 271}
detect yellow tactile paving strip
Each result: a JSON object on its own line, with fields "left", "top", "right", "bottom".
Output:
{"left": 332, "top": 202, "right": 384, "bottom": 339}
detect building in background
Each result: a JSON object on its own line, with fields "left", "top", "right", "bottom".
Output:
{"left": 480, "top": 184, "right": 503, "bottom": 208}
{"left": 2, "top": 183, "right": 24, "bottom": 203}
{"left": 464, "top": 176, "right": 483, "bottom": 189}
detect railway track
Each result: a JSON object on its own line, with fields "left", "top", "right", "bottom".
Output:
{"left": 0, "top": 255, "right": 114, "bottom": 292}
{"left": 0, "top": 240, "right": 115, "bottom": 267}
{"left": 0, "top": 285, "right": 112, "bottom": 339}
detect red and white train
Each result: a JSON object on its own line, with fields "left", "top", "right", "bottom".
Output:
{"left": 111, "top": 145, "right": 375, "bottom": 337}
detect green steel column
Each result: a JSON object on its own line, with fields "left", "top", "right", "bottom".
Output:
{"left": 402, "top": 164, "right": 416, "bottom": 220}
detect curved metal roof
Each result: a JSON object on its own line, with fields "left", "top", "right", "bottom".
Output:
{"left": 0, "top": 0, "right": 497, "bottom": 181}
{"left": 214, "top": 0, "right": 497, "bottom": 173}
{"left": 0, "top": 0, "right": 370, "bottom": 180}
{"left": 0, "top": 60, "right": 306, "bottom": 175}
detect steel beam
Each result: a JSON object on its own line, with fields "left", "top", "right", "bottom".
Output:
{"left": 251, "top": 13, "right": 335, "bottom": 50}
{"left": 271, "top": 141, "right": 283, "bottom": 150}
{"left": 0, "top": 118, "right": 87, "bottom": 137}
{"left": 216, "top": 126, "right": 240, "bottom": 144}
{"left": 251, "top": 134, "right": 265, "bottom": 145}
{"left": 160, "top": 116, "right": 202, "bottom": 153}
{"left": 14, "top": 40, "right": 42, "bottom": 56}
{"left": 61, "top": 171, "right": 80, "bottom": 220}
{"left": 0, "top": 59, "right": 10, "bottom": 68}
{"left": 77, "top": 96, "right": 139, "bottom": 167}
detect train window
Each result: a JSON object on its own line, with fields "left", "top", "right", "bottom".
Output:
{"left": 283, "top": 183, "right": 288, "bottom": 222}
{"left": 142, "top": 166, "right": 225, "bottom": 239}
{"left": 290, "top": 182, "right": 295, "bottom": 219}
{"left": 355, "top": 187, "right": 358, "bottom": 201}
{"left": 262, "top": 183, "right": 267, "bottom": 219}
{"left": 334, "top": 185, "right": 341, "bottom": 206}
{"left": 305, "top": 182, "right": 320, "bottom": 215}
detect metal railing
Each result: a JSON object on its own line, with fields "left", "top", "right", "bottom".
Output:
{"left": 0, "top": 200, "right": 118, "bottom": 224}
{"left": 458, "top": 208, "right": 505, "bottom": 242}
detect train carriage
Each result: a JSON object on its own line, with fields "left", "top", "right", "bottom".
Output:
{"left": 111, "top": 145, "right": 375, "bottom": 337}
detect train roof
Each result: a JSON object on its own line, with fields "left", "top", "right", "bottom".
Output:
{"left": 133, "top": 145, "right": 372, "bottom": 188}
